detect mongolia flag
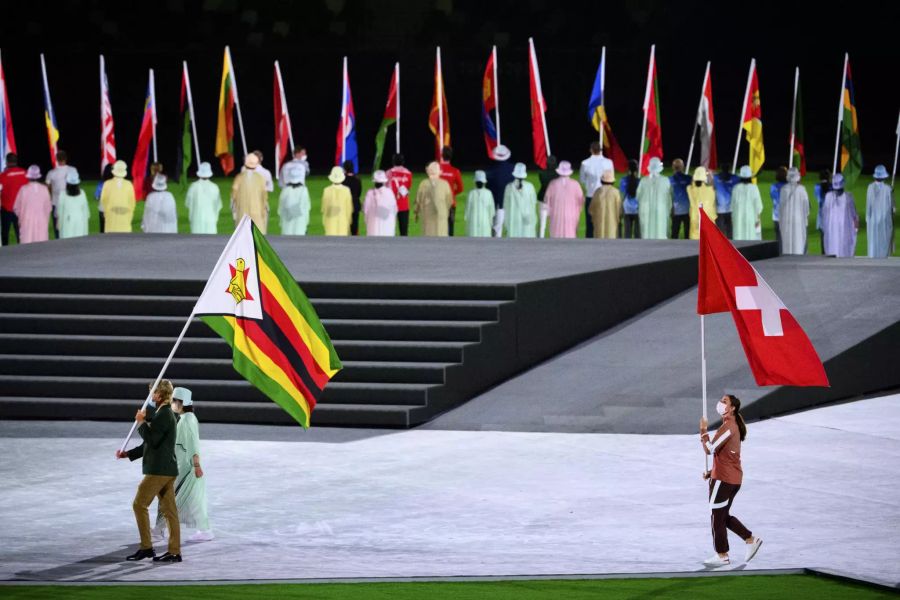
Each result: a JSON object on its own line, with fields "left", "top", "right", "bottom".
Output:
{"left": 0, "top": 51, "right": 16, "bottom": 172}
{"left": 838, "top": 54, "right": 862, "bottom": 185}
{"left": 196, "top": 216, "right": 343, "bottom": 428}
{"left": 790, "top": 68, "right": 806, "bottom": 177}
{"left": 697, "top": 209, "right": 828, "bottom": 387}
{"left": 40, "top": 54, "right": 60, "bottom": 169}
{"left": 587, "top": 48, "right": 628, "bottom": 173}
{"left": 482, "top": 47, "right": 499, "bottom": 159}
{"left": 216, "top": 47, "right": 237, "bottom": 175}
{"left": 373, "top": 63, "right": 398, "bottom": 171}
{"left": 334, "top": 56, "right": 358, "bottom": 173}
{"left": 428, "top": 47, "right": 450, "bottom": 162}
{"left": 528, "top": 38, "right": 550, "bottom": 170}
{"left": 100, "top": 55, "right": 116, "bottom": 177}
{"left": 697, "top": 62, "right": 717, "bottom": 171}
{"left": 741, "top": 59, "right": 765, "bottom": 176}
{"left": 131, "top": 71, "right": 155, "bottom": 201}
{"left": 640, "top": 45, "right": 662, "bottom": 176}
{"left": 273, "top": 61, "right": 293, "bottom": 179}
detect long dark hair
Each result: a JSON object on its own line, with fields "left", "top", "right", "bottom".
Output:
{"left": 727, "top": 394, "right": 747, "bottom": 441}
{"left": 626, "top": 159, "right": 639, "bottom": 198}
{"left": 66, "top": 183, "right": 81, "bottom": 196}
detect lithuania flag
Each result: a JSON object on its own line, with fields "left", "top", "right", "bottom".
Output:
{"left": 194, "top": 216, "right": 342, "bottom": 427}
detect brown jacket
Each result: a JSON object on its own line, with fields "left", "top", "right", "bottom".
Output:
{"left": 702, "top": 416, "right": 742, "bottom": 485}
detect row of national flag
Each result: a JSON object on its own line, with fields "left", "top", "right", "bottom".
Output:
{"left": 0, "top": 47, "right": 871, "bottom": 186}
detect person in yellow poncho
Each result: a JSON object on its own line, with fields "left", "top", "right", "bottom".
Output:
{"left": 101, "top": 161, "right": 136, "bottom": 233}
{"left": 415, "top": 162, "right": 453, "bottom": 237}
{"left": 321, "top": 166, "right": 353, "bottom": 236}
{"left": 688, "top": 166, "right": 717, "bottom": 240}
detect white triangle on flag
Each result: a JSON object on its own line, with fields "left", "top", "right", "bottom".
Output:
{"left": 193, "top": 216, "right": 263, "bottom": 320}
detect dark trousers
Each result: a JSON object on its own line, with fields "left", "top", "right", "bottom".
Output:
{"left": 671, "top": 214, "right": 690, "bottom": 239}
{"left": 623, "top": 214, "right": 640, "bottom": 239}
{"left": 99, "top": 209, "right": 105, "bottom": 233}
{"left": 350, "top": 209, "right": 361, "bottom": 236}
{"left": 397, "top": 210, "right": 409, "bottom": 236}
{"left": 1, "top": 209, "right": 19, "bottom": 245}
{"left": 774, "top": 221, "right": 781, "bottom": 253}
{"left": 709, "top": 479, "right": 751, "bottom": 553}
{"left": 448, "top": 205, "right": 456, "bottom": 237}
{"left": 819, "top": 228, "right": 825, "bottom": 255}
{"left": 51, "top": 206, "right": 60, "bottom": 239}
{"left": 584, "top": 198, "right": 594, "bottom": 239}
{"left": 716, "top": 212, "right": 733, "bottom": 239}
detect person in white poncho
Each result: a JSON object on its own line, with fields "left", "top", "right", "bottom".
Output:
{"left": 363, "top": 170, "right": 398, "bottom": 237}
{"left": 185, "top": 162, "right": 222, "bottom": 234}
{"left": 278, "top": 163, "right": 312, "bottom": 235}
{"left": 142, "top": 175, "right": 178, "bottom": 233}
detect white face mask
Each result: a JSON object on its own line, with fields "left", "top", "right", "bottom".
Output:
{"left": 148, "top": 398, "right": 156, "bottom": 409}
{"left": 715, "top": 401, "right": 728, "bottom": 416}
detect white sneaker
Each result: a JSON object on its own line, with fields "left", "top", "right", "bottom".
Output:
{"left": 188, "top": 530, "right": 214, "bottom": 543}
{"left": 703, "top": 554, "right": 730, "bottom": 568}
{"left": 745, "top": 537, "right": 763, "bottom": 562}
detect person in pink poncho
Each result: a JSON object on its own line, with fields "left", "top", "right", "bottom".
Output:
{"left": 13, "top": 165, "right": 52, "bottom": 244}
{"left": 543, "top": 160, "right": 584, "bottom": 238}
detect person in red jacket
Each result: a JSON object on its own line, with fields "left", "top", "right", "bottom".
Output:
{"left": 0, "top": 153, "right": 28, "bottom": 245}
{"left": 439, "top": 146, "right": 464, "bottom": 237}
{"left": 700, "top": 394, "right": 763, "bottom": 568}
{"left": 386, "top": 153, "right": 413, "bottom": 236}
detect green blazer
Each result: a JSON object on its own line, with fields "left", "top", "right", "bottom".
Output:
{"left": 127, "top": 403, "right": 178, "bottom": 477}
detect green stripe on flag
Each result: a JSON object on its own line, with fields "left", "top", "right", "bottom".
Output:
{"left": 373, "top": 117, "right": 396, "bottom": 171}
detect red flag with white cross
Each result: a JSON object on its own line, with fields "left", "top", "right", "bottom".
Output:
{"left": 697, "top": 209, "right": 829, "bottom": 387}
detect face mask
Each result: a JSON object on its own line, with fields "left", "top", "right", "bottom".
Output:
{"left": 148, "top": 398, "right": 156, "bottom": 409}
{"left": 375, "top": 182, "right": 384, "bottom": 189}
{"left": 715, "top": 401, "right": 727, "bottom": 416}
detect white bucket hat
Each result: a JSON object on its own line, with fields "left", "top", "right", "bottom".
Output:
{"left": 555, "top": 161, "right": 574, "bottom": 177}
{"left": 151, "top": 174, "right": 168, "bottom": 191}
{"left": 26, "top": 165, "right": 42, "bottom": 180}
{"left": 112, "top": 160, "right": 128, "bottom": 178}
{"left": 196, "top": 162, "right": 213, "bottom": 178}
{"left": 474, "top": 170, "right": 487, "bottom": 184}
{"left": 512, "top": 163, "right": 527, "bottom": 179}
{"left": 284, "top": 165, "right": 304, "bottom": 185}
{"left": 648, "top": 157, "right": 663, "bottom": 175}
{"left": 739, "top": 165, "right": 753, "bottom": 179}
{"left": 373, "top": 170, "right": 388, "bottom": 184}
{"left": 173, "top": 387, "right": 193, "bottom": 406}
{"left": 328, "top": 166, "right": 346, "bottom": 184}
{"left": 492, "top": 145, "right": 511, "bottom": 161}
{"left": 65, "top": 168, "right": 81, "bottom": 186}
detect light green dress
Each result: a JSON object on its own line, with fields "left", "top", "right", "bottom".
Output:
{"left": 185, "top": 179, "right": 222, "bottom": 234}
{"left": 637, "top": 175, "right": 672, "bottom": 239}
{"left": 465, "top": 188, "right": 495, "bottom": 237}
{"left": 58, "top": 190, "right": 89, "bottom": 238}
{"left": 731, "top": 182, "right": 763, "bottom": 240}
{"left": 279, "top": 185, "right": 311, "bottom": 236}
{"left": 157, "top": 412, "right": 209, "bottom": 531}
{"left": 503, "top": 181, "right": 538, "bottom": 238}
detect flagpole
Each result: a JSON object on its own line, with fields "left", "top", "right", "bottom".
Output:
{"left": 832, "top": 53, "right": 848, "bottom": 175}
{"left": 100, "top": 55, "right": 105, "bottom": 175}
{"left": 394, "top": 62, "right": 401, "bottom": 154}
{"left": 149, "top": 69, "right": 158, "bottom": 163}
{"left": 892, "top": 110, "right": 900, "bottom": 189}
{"left": 437, "top": 47, "right": 444, "bottom": 158}
{"left": 39, "top": 53, "right": 56, "bottom": 167}
{"left": 686, "top": 61, "right": 710, "bottom": 173}
{"left": 638, "top": 45, "right": 654, "bottom": 173}
{"left": 226, "top": 46, "right": 248, "bottom": 158}
{"left": 699, "top": 204, "right": 709, "bottom": 474}
{"left": 493, "top": 45, "right": 501, "bottom": 147}
{"left": 598, "top": 46, "right": 606, "bottom": 149}
{"left": 341, "top": 56, "right": 348, "bottom": 164}
{"left": 183, "top": 61, "right": 201, "bottom": 167}
{"left": 529, "top": 38, "right": 551, "bottom": 157}
{"left": 789, "top": 67, "right": 799, "bottom": 169}
{"left": 732, "top": 59, "right": 755, "bottom": 174}
{"left": 274, "top": 61, "right": 295, "bottom": 154}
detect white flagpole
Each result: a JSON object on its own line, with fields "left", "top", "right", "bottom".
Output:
{"left": 529, "top": 38, "right": 551, "bottom": 157}
{"left": 274, "top": 60, "right": 295, "bottom": 154}
{"left": 892, "top": 110, "right": 900, "bottom": 189}
{"left": 99, "top": 55, "right": 105, "bottom": 174}
{"left": 493, "top": 45, "right": 501, "bottom": 146}
{"left": 183, "top": 61, "right": 201, "bottom": 167}
{"left": 149, "top": 69, "right": 157, "bottom": 163}
{"left": 395, "top": 62, "right": 401, "bottom": 154}
{"left": 699, "top": 205, "right": 709, "bottom": 474}
{"left": 638, "top": 45, "right": 655, "bottom": 173}
{"left": 226, "top": 46, "right": 249, "bottom": 158}
{"left": 733, "top": 59, "right": 755, "bottom": 174}
{"left": 789, "top": 67, "right": 799, "bottom": 170}
{"left": 341, "top": 56, "right": 348, "bottom": 164}
{"left": 686, "top": 61, "right": 710, "bottom": 174}
{"left": 437, "top": 47, "right": 444, "bottom": 156}
{"left": 832, "top": 53, "right": 849, "bottom": 175}
{"left": 598, "top": 46, "right": 606, "bottom": 149}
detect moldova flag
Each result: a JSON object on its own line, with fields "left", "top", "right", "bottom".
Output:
{"left": 40, "top": 54, "right": 60, "bottom": 168}
{"left": 196, "top": 216, "right": 343, "bottom": 428}
{"left": 838, "top": 54, "right": 862, "bottom": 185}
{"left": 0, "top": 51, "right": 16, "bottom": 172}
{"left": 334, "top": 56, "right": 359, "bottom": 172}
{"left": 587, "top": 48, "right": 629, "bottom": 173}
{"left": 481, "top": 47, "right": 499, "bottom": 159}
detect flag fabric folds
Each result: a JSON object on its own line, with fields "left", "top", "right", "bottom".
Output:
{"left": 273, "top": 62, "right": 292, "bottom": 178}
{"left": 334, "top": 57, "right": 359, "bottom": 172}
{"left": 838, "top": 56, "right": 862, "bottom": 185}
{"left": 131, "top": 72, "right": 155, "bottom": 201}
{"left": 373, "top": 63, "right": 398, "bottom": 171}
{"left": 741, "top": 60, "right": 765, "bottom": 176}
{"left": 482, "top": 48, "right": 499, "bottom": 159}
{"left": 697, "top": 64, "right": 717, "bottom": 171}
{"left": 791, "top": 70, "right": 806, "bottom": 176}
{"left": 0, "top": 51, "right": 16, "bottom": 172}
{"left": 100, "top": 55, "right": 116, "bottom": 177}
{"left": 196, "top": 216, "right": 343, "bottom": 428}
{"left": 587, "top": 49, "right": 628, "bottom": 173}
{"left": 40, "top": 55, "right": 60, "bottom": 169}
{"left": 175, "top": 64, "right": 194, "bottom": 186}
{"left": 528, "top": 38, "right": 550, "bottom": 170}
{"left": 640, "top": 45, "right": 662, "bottom": 176}
{"left": 215, "top": 48, "right": 237, "bottom": 175}
{"left": 428, "top": 48, "right": 450, "bottom": 162}
{"left": 697, "top": 209, "right": 828, "bottom": 387}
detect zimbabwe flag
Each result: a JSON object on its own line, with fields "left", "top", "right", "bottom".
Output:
{"left": 194, "top": 216, "right": 342, "bottom": 427}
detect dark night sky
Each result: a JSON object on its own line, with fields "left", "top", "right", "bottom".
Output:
{"left": 1, "top": 0, "right": 898, "bottom": 176}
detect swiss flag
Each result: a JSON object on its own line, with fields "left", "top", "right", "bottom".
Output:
{"left": 697, "top": 209, "right": 829, "bottom": 387}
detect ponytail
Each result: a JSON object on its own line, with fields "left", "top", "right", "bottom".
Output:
{"left": 727, "top": 394, "right": 747, "bottom": 441}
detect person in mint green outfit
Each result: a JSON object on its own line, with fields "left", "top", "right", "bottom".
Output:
{"left": 731, "top": 165, "right": 763, "bottom": 241}
{"left": 154, "top": 387, "right": 212, "bottom": 543}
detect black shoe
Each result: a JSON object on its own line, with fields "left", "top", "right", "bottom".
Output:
{"left": 125, "top": 548, "right": 156, "bottom": 561}
{"left": 152, "top": 552, "right": 182, "bottom": 563}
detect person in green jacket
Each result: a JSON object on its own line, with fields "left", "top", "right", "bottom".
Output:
{"left": 116, "top": 379, "right": 182, "bottom": 562}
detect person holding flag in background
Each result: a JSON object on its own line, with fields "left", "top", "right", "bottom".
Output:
{"left": 638, "top": 45, "right": 662, "bottom": 176}
{"left": 279, "top": 147, "right": 309, "bottom": 188}
{"left": 866, "top": 165, "right": 895, "bottom": 258}
{"left": 278, "top": 162, "right": 311, "bottom": 236}
{"left": 465, "top": 170, "right": 495, "bottom": 238}
{"left": 833, "top": 54, "right": 862, "bottom": 187}
{"left": 131, "top": 70, "right": 157, "bottom": 201}
{"left": 44, "top": 150, "right": 69, "bottom": 239}
{"left": 482, "top": 46, "right": 501, "bottom": 160}
{"left": 101, "top": 160, "right": 135, "bottom": 232}
{"left": 528, "top": 38, "right": 551, "bottom": 171}
{"left": 580, "top": 142, "right": 613, "bottom": 238}
{"left": 731, "top": 165, "right": 763, "bottom": 241}
{"left": 386, "top": 153, "right": 412, "bottom": 236}
{"left": 439, "top": 146, "right": 463, "bottom": 236}
{"left": 40, "top": 54, "right": 61, "bottom": 169}
{"left": 670, "top": 160, "right": 692, "bottom": 239}
{"left": 779, "top": 167, "right": 810, "bottom": 255}
{"left": 637, "top": 156, "right": 671, "bottom": 239}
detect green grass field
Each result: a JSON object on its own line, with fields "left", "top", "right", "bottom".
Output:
{"left": 0, "top": 574, "right": 894, "bottom": 599}
{"left": 8, "top": 170, "right": 897, "bottom": 256}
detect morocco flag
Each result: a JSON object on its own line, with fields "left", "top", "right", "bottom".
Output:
{"left": 697, "top": 209, "right": 828, "bottom": 387}
{"left": 196, "top": 216, "right": 343, "bottom": 428}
